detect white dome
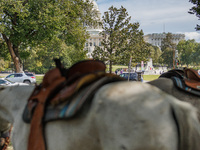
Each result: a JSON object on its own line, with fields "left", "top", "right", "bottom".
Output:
{"left": 92, "top": 0, "right": 99, "bottom": 11}
{"left": 86, "top": 0, "right": 99, "bottom": 11}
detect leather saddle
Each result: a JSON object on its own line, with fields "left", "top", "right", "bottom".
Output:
{"left": 159, "top": 68, "right": 200, "bottom": 96}
{"left": 23, "top": 59, "right": 124, "bottom": 150}
{"left": 184, "top": 68, "right": 200, "bottom": 90}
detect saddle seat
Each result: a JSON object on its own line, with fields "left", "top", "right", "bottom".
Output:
{"left": 184, "top": 68, "right": 200, "bottom": 90}
{"left": 23, "top": 59, "right": 124, "bottom": 150}
{"left": 159, "top": 68, "right": 200, "bottom": 96}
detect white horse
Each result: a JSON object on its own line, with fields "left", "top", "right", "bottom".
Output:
{"left": 0, "top": 82, "right": 200, "bottom": 150}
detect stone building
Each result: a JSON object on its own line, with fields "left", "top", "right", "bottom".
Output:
{"left": 84, "top": 0, "right": 103, "bottom": 58}
{"left": 144, "top": 33, "right": 185, "bottom": 47}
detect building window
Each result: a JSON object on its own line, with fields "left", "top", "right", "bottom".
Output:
{"left": 99, "top": 42, "right": 101, "bottom": 46}
{"left": 86, "top": 43, "right": 88, "bottom": 47}
{"left": 90, "top": 42, "right": 92, "bottom": 46}
{"left": 94, "top": 42, "right": 96, "bottom": 46}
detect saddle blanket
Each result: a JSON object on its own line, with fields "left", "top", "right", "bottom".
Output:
{"left": 23, "top": 76, "right": 124, "bottom": 123}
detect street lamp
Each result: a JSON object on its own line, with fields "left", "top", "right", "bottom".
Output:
{"left": 169, "top": 45, "right": 176, "bottom": 69}
{"left": 175, "top": 50, "right": 179, "bottom": 68}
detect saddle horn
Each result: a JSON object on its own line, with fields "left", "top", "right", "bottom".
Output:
{"left": 54, "top": 58, "right": 68, "bottom": 77}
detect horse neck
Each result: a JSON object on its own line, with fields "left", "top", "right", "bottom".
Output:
{"left": 0, "top": 86, "right": 34, "bottom": 124}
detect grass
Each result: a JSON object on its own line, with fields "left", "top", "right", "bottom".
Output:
{"left": 143, "top": 75, "right": 160, "bottom": 81}
{"left": 111, "top": 65, "right": 128, "bottom": 71}
{"left": 36, "top": 75, "right": 44, "bottom": 84}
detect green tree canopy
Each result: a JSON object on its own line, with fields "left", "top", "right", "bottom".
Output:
{"left": 192, "top": 43, "right": 200, "bottom": 66}
{"left": 0, "top": 38, "right": 10, "bottom": 60}
{"left": 92, "top": 6, "right": 147, "bottom": 73}
{"left": 189, "top": 0, "right": 200, "bottom": 30}
{"left": 23, "top": 36, "right": 87, "bottom": 73}
{"left": 160, "top": 33, "right": 176, "bottom": 68}
{"left": 145, "top": 43, "right": 162, "bottom": 64}
{"left": 0, "top": 0, "right": 96, "bottom": 72}
{"left": 177, "top": 39, "right": 198, "bottom": 67}
{"left": 120, "top": 23, "right": 149, "bottom": 67}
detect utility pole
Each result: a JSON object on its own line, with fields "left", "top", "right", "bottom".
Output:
{"left": 173, "top": 48, "right": 175, "bottom": 69}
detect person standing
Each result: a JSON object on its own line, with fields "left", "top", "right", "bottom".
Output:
{"left": 120, "top": 69, "right": 123, "bottom": 74}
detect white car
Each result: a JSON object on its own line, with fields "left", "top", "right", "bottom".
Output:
{"left": 5, "top": 73, "right": 36, "bottom": 84}
{"left": 0, "top": 78, "right": 29, "bottom": 86}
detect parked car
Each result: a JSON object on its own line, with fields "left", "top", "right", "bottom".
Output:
{"left": 120, "top": 72, "right": 143, "bottom": 82}
{"left": 5, "top": 73, "right": 36, "bottom": 84}
{"left": 0, "top": 78, "right": 29, "bottom": 86}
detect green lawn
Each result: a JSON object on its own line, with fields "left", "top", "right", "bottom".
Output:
{"left": 36, "top": 75, "right": 44, "bottom": 84}
{"left": 143, "top": 75, "right": 160, "bottom": 81}
{"left": 109, "top": 65, "right": 128, "bottom": 72}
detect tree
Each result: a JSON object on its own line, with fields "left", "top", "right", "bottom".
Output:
{"left": 119, "top": 23, "right": 149, "bottom": 68}
{"left": 23, "top": 36, "right": 87, "bottom": 73}
{"left": 0, "top": 0, "right": 96, "bottom": 72}
{"left": 160, "top": 33, "right": 176, "bottom": 68}
{"left": 177, "top": 39, "right": 198, "bottom": 67}
{"left": 0, "top": 38, "right": 10, "bottom": 60}
{"left": 189, "top": 0, "right": 200, "bottom": 30}
{"left": 146, "top": 43, "right": 162, "bottom": 64}
{"left": 92, "top": 6, "right": 147, "bottom": 73}
{"left": 192, "top": 43, "right": 200, "bottom": 66}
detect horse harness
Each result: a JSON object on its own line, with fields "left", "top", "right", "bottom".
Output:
{"left": 159, "top": 68, "right": 200, "bottom": 96}
{"left": 22, "top": 59, "right": 124, "bottom": 150}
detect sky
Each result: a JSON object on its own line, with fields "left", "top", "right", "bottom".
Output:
{"left": 95, "top": 0, "right": 200, "bottom": 42}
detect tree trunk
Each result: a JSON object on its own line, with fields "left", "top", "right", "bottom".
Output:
{"left": 128, "top": 56, "right": 132, "bottom": 81}
{"left": 2, "top": 34, "right": 23, "bottom": 73}
{"left": 109, "top": 60, "right": 112, "bottom": 74}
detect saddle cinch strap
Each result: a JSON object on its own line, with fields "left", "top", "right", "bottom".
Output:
{"left": 26, "top": 59, "right": 108, "bottom": 150}
{"left": 28, "top": 68, "right": 66, "bottom": 150}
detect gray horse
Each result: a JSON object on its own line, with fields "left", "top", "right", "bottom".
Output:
{"left": 0, "top": 82, "right": 200, "bottom": 150}
{"left": 148, "top": 75, "right": 200, "bottom": 119}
